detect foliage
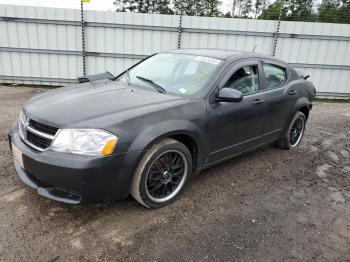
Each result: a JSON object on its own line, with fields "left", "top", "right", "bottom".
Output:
{"left": 222, "top": 11, "right": 232, "bottom": 18}
{"left": 258, "top": 0, "right": 315, "bottom": 21}
{"left": 316, "top": 0, "right": 350, "bottom": 23}
{"left": 114, "top": 0, "right": 173, "bottom": 14}
{"left": 258, "top": 0, "right": 283, "bottom": 20}
{"left": 172, "top": 0, "right": 221, "bottom": 16}
{"left": 259, "top": 0, "right": 349, "bottom": 23}
{"left": 113, "top": 0, "right": 350, "bottom": 23}
{"left": 236, "top": 0, "right": 253, "bottom": 18}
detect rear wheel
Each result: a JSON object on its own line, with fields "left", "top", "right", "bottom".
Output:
{"left": 275, "top": 111, "right": 306, "bottom": 150}
{"left": 130, "top": 138, "right": 192, "bottom": 208}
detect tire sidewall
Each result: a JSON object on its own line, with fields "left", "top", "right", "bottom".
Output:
{"left": 136, "top": 140, "right": 192, "bottom": 208}
{"left": 286, "top": 111, "right": 306, "bottom": 149}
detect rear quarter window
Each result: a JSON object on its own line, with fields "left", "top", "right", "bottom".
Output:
{"left": 263, "top": 64, "right": 287, "bottom": 89}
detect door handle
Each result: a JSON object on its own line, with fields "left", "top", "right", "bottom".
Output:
{"left": 288, "top": 90, "right": 297, "bottom": 95}
{"left": 253, "top": 99, "right": 264, "bottom": 105}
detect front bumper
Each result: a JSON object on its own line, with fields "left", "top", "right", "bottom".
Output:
{"left": 9, "top": 122, "right": 141, "bottom": 204}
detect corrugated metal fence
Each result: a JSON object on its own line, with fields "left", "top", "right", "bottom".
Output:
{"left": 0, "top": 4, "right": 349, "bottom": 97}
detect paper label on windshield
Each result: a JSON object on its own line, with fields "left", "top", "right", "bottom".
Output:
{"left": 195, "top": 56, "right": 221, "bottom": 65}
{"left": 179, "top": 88, "right": 187, "bottom": 94}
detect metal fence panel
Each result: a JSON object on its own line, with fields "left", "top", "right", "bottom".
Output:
{"left": 0, "top": 4, "right": 349, "bottom": 97}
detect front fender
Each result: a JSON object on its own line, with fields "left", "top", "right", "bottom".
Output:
{"left": 127, "top": 119, "right": 207, "bottom": 168}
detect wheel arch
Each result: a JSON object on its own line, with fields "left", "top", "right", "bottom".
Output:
{"left": 290, "top": 97, "right": 310, "bottom": 121}
{"left": 128, "top": 120, "right": 207, "bottom": 172}
{"left": 279, "top": 97, "right": 310, "bottom": 137}
{"left": 144, "top": 132, "right": 202, "bottom": 172}
{"left": 298, "top": 105, "right": 310, "bottom": 120}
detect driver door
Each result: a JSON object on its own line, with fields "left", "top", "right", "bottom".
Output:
{"left": 206, "top": 59, "right": 266, "bottom": 164}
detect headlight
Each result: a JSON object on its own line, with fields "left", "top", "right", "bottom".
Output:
{"left": 50, "top": 129, "right": 117, "bottom": 156}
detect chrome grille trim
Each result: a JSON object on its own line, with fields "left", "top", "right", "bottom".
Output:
{"left": 18, "top": 112, "right": 58, "bottom": 151}
{"left": 26, "top": 125, "right": 55, "bottom": 140}
{"left": 23, "top": 137, "right": 49, "bottom": 152}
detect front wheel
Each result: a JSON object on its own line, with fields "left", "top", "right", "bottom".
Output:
{"left": 275, "top": 111, "right": 306, "bottom": 150}
{"left": 130, "top": 138, "right": 192, "bottom": 208}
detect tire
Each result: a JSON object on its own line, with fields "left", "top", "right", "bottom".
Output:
{"left": 130, "top": 138, "right": 192, "bottom": 209}
{"left": 275, "top": 111, "right": 306, "bottom": 150}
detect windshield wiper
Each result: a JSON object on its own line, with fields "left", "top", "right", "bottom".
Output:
{"left": 136, "top": 76, "right": 166, "bottom": 94}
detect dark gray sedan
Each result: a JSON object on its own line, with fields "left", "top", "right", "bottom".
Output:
{"left": 9, "top": 49, "right": 316, "bottom": 208}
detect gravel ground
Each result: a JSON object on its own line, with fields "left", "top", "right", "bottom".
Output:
{"left": 0, "top": 86, "right": 349, "bottom": 262}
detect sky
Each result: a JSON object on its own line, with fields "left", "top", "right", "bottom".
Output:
{"left": 0, "top": 0, "right": 234, "bottom": 13}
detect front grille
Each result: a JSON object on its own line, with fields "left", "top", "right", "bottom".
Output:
{"left": 27, "top": 131, "right": 52, "bottom": 149}
{"left": 29, "top": 119, "right": 58, "bottom": 136}
{"left": 19, "top": 112, "right": 58, "bottom": 151}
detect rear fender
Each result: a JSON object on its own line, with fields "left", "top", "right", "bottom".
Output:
{"left": 281, "top": 96, "right": 310, "bottom": 135}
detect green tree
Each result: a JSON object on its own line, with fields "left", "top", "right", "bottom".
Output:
{"left": 114, "top": 0, "right": 173, "bottom": 14}
{"left": 172, "top": 0, "right": 221, "bottom": 16}
{"left": 238, "top": 0, "right": 253, "bottom": 18}
{"left": 113, "top": 0, "right": 350, "bottom": 23}
{"left": 222, "top": 11, "right": 232, "bottom": 18}
{"left": 254, "top": 0, "right": 262, "bottom": 18}
{"left": 317, "top": 0, "right": 340, "bottom": 23}
{"left": 337, "top": 0, "right": 350, "bottom": 23}
{"left": 317, "top": 0, "right": 350, "bottom": 23}
{"left": 115, "top": 0, "right": 221, "bottom": 17}
{"left": 253, "top": 0, "right": 272, "bottom": 18}
{"left": 259, "top": 0, "right": 316, "bottom": 21}
{"left": 258, "top": 0, "right": 285, "bottom": 20}
{"left": 286, "top": 0, "right": 314, "bottom": 21}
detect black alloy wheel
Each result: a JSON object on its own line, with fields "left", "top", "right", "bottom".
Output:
{"left": 145, "top": 150, "right": 188, "bottom": 202}
{"left": 274, "top": 111, "right": 307, "bottom": 150}
{"left": 289, "top": 115, "right": 305, "bottom": 147}
{"left": 130, "top": 138, "right": 192, "bottom": 208}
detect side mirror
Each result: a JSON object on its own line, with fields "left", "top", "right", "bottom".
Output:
{"left": 215, "top": 88, "right": 243, "bottom": 103}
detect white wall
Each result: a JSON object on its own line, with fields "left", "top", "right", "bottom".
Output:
{"left": 0, "top": 4, "right": 349, "bottom": 96}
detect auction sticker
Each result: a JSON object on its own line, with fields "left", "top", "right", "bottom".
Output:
{"left": 195, "top": 56, "right": 221, "bottom": 65}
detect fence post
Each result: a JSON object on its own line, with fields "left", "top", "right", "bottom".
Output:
{"left": 177, "top": 14, "right": 183, "bottom": 49}
{"left": 80, "top": 0, "right": 87, "bottom": 76}
{"left": 272, "top": 0, "right": 284, "bottom": 56}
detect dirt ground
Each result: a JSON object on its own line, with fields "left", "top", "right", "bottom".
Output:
{"left": 0, "top": 86, "right": 349, "bottom": 262}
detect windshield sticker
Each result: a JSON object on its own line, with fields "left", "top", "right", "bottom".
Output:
{"left": 195, "top": 56, "right": 221, "bottom": 65}
{"left": 179, "top": 88, "right": 187, "bottom": 94}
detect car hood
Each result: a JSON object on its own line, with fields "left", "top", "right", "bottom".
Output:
{"left": 23, "top": 80, "right": 189, "bottom": 128}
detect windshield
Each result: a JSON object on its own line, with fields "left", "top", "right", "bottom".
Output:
{"left": 116, "top": 53, "right": 222, "bottom": 96}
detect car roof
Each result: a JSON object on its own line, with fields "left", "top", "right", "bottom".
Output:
{"left": 167, "top": 48, "right": 244, "bottom": 60}
{"left": 166, "top": 48, "right": 286, "bottom": 64}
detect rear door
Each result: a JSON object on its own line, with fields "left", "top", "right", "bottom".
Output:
{"left": 259, "top": 60, "right": 296, "bottom": 142}
{"left": 206, "top": 59, "right": 266, "bottom": 164}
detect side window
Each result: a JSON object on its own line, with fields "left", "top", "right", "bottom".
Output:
{"left": 225, "top": 65, "right": 259, "bottom": 96}
{"left": 263, "top": 63, "right": 287, "bottom": 89}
